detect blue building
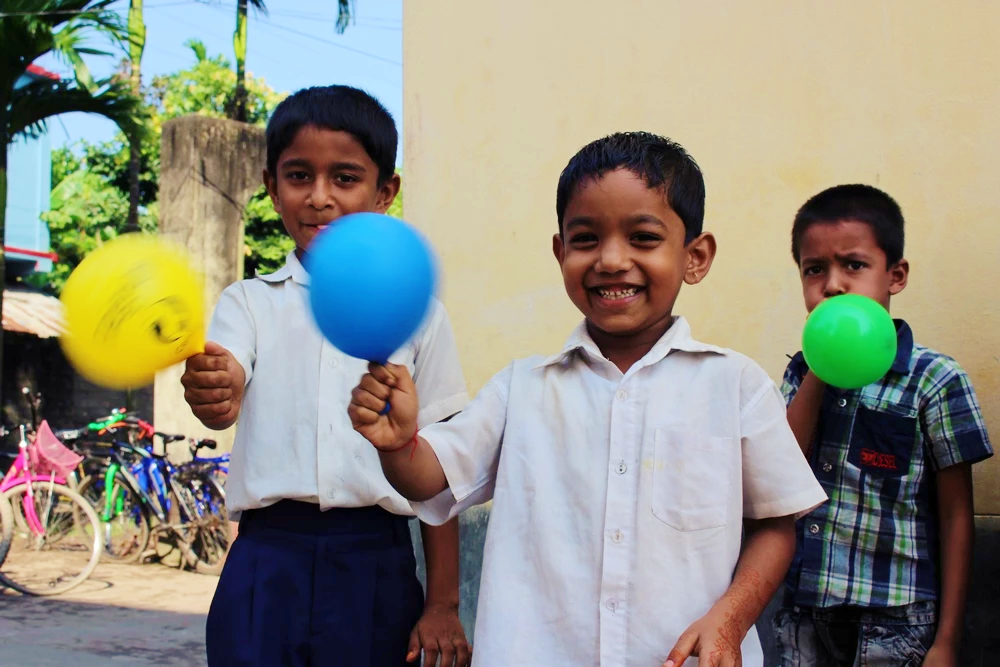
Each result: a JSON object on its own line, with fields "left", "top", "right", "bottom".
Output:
{"left": 4, "top": 64, "right": 59, "bottom": 278}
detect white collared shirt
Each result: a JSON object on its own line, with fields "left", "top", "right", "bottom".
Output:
{"left": 209, "top": 251, "right": 469, "bottom": 519}
{"left": 415, "top": 318, "right": 827, "bottom": 667}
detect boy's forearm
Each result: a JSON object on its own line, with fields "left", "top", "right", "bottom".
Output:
{"left": 708, "top": 516, "right": 796, "bottom": 638}
{"left": 379, "top": 436, "right": 449, "bottom": 501}
{"left": 934, "top": 464, "right": 975, "bottom": 649}
{"left": 786, "top": 372, "right": 824, "bottom": 457}
{"left": 420, "top": 518, "right": 461, "bottom": 609}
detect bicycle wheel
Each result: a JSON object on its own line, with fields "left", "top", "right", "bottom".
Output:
{"left": 173, "top": 479, "right": 229, "bottom": 576}
{"left": 0, "top": 493, "right": 13, "bottom": 568}
{"left": 76, "top": 474, "right": 150, "bottom": 563}
{"left": 0, "top": 480, "right": 102, "bottom": 596}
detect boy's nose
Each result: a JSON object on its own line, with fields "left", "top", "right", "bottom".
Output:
{"left": 308, "top": 179, "right": 335, "bottom": 209}
{"left": 823, "top": 275, "right": 848, "bottom": 298}
{"left": 594, "top": 240, "right": 632, "bottom": 273}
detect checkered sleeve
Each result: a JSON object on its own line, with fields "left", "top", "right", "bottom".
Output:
{"left": 922, "top": 362, "right": 994, "bottom": 470}
{"left": 780, "top": 354, "right": 807, "bottom": 407}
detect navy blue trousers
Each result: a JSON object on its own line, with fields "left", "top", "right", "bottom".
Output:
{"left": 206, "top": 501, "right": 424, "bottom": 667}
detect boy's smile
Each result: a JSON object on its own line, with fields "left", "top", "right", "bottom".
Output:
{"left": 263, "top": 126, "right": 400, "bottom": 254}
{"left": 553, "top": 168, "right": 715, "bottom": 362}
{"left": 798, "top": 220, "right": 908, "bottom": 313}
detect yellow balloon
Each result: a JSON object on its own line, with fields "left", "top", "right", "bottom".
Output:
{"left": 59, "top": 234, "right": 205, "bottom": 389}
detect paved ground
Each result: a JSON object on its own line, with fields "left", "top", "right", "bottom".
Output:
{"left": 0, "top": 559, "right": 216, "bottom": 666}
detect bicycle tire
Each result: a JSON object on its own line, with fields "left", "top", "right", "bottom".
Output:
{"left": 76, "top": 474, "right": 151, "bottom": 563}
{"left": 193, "top": 478, "right": 229, "bottom": 576}
{"left": 171, "top": 479, "right": 228, "bottom": 576}
{"left": 0, "top": 493, "right": 13, "bottom": 568}
{"left": 0, "top": 481, "right": 102, "bottom": 596}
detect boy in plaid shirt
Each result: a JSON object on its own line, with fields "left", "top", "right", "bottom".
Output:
{"left": 775, "top": 184, "right": 993, "bottom": 666}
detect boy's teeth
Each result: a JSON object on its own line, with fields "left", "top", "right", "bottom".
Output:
{"left": 597, "top": 287, "right": 638, "bottom": 300}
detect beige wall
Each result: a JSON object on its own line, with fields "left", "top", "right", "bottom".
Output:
{"left": 403, "top": 1, "right": 1000, "bottom": 512}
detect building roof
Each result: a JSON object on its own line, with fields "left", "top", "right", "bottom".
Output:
{"left": 2, "top": 288, "right": 64, "bottom": 339}
{"left": 26, "top": 64, "right": 60, "bottom": 81}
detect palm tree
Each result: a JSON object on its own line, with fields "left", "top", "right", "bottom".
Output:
{"left": 0, "top": 0, "right": 146, "bottom": 407}
{"left": 124, "top": 0, "right": 145, "bottom": 232}
{"left": 229, "top": 0, "right": 354, "bottom": 122}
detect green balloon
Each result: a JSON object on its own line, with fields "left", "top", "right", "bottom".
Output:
{"left": 802, "top": 294, "right": 897, "bottom": 389}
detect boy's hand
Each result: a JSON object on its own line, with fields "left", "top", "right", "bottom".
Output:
{"left": 664, "top": 608, "right": 742, "bottom": 667}
{"left": 923, "top": 642, "right": 958, "bottom": 667}
{"left": 348, "top": 362, "right": 419, "bottom": 451}
{"left": 181, "top": 342, "right": 245, "bottom": 430}
{"left": 407, "top": 602, "right": 471, "bottom": 667}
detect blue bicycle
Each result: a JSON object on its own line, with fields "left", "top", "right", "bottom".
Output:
{"left": 70, "top": 419, "right": 229, "bottom": 574}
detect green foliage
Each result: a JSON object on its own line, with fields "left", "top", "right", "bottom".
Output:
{"left": 32, "top": 39, "right": 404, "bottom": 293}
{"left": 28, "top": 168, "right": 155, "bottom": 292}
{"left": 150, "top": 40, "right": 281, "bottom": 127}
{"left": 242, "top": 186, "right": 293, "bottom": 277}
{"left": 29, "top": 42, "right": 287, "bottom": 291}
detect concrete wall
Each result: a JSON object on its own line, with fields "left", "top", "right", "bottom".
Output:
{"left": 153, "top": 116, "right": 266, "bottom": 454}
{"left": 403, "top": 0, "right": 1000, "bottom": 513}
{"left": 403, "top": 1, "right": 1000, "bottom": 661}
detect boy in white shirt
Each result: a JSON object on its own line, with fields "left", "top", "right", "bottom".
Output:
{"left": 348, "top": 132, "right": 828, "bottom": 667}
{"left": 181, "top": 86, "right": 471, "bottom": 667}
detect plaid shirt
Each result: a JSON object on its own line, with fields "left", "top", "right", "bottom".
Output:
{"left": 781, "top": 320, "right": 993, "bottom": 608}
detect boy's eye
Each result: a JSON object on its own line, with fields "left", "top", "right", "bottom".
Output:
{"left": 568, "top": 233, "right": 598, "bottom": 247}
{"left": 631, "top": 232, "right": 661, "bottom": 245}
{"left": 334, "top": 174, "right": 359, "bottom": 184}
{"left": 286, "top": 171, "right": 309, "bottom": 181}
{"left": 802, "top": 265, "right": 822, "bottom": 276}
{"left": 847, "top": 260, "right": 867, "bottom": 271}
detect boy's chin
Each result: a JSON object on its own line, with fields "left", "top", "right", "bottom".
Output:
{"left": 584, "top": 313, "right": 646, "bottom": 337}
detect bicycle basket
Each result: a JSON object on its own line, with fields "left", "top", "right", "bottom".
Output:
{"left": 29, "top": 421, "right": 84, "bottom": 478}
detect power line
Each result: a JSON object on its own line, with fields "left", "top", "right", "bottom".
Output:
{"left": 256, "top": 19, "right": 401, "bottom": 66}
{"left": 0, "top": 1, "right": 196, "bottom": 18}
{"left": 190, "top": 0, "right": 401, "bottom": 67}
{"left": 151, "top": 8, "right": 307, "bottom": 76}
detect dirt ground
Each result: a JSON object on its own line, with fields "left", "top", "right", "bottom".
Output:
{"left": 0, "top": 558, "right": 216, "bottom": 666}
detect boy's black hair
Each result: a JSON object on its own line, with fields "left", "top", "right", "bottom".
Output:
{"left": 792, "top": 184, "right": 905, "bottom": 266}
{"left": 555, "top": 131, "right": 705, "bottom": 243}
{"left": 265, "top": 85, "right": 397, "bottom": 185}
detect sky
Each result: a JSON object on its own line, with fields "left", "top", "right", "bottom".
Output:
{"left": 35, "top": 0, "right": 403, "bottom": 160}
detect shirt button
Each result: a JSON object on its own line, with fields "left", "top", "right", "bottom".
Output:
{"left": 327, "top": 488, "right": 337, "bottom": 500}
{"left": 605, "top": 597, "right": 618, "bottom": 611}
{"left": 822, "top": 463, "right": 833, "bottom": 473}
{"left": 329, "top": 358, "right": 338, "bottom": 368}
{"left": 616, "top": 389, "right": 628, "bottom": 401}
{"left": 809, "top": 524, "right": 820, "bottom": 535}
{"left": 611, "top": 530, "right": 623, "bottom": 543}
{"left": 615, "top": 462, "right": 627, "bottom": 475}
{"left": 837, "top": 398, "right": 847, "bottom": 408}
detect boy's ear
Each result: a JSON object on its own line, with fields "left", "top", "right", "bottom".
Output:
{"left": 889, "top": 258, "right": 909, "bottom": 296}
{"left": 552, "top": 233, "right": 565, "bottom": 265}
{"left": 263, "top": 169, "right": 280, "bottom": 213}
{"left": 374, "top": 172, "right": 402, "bottom": 214}
{"left": 683, "top": 232, "right": 717, "bottom": 285}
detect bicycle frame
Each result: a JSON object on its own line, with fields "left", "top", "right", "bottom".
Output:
{"left": 190, "top": 451, "right": 229, "bottom": 475}
{"left": 101, "top": 441, "right": 171, "bottom": 524}
{"left": 1, "top": 426, "right": 66, "bottom": 536}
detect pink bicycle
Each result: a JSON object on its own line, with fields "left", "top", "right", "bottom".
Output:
{"left": 0, "top": 421, "right": 102, "bottom": 596}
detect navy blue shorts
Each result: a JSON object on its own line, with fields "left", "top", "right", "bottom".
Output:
{"left": 206, "top": 501, "right": 424, "bottom": 666}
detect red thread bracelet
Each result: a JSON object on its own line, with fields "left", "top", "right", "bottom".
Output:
{"left": 380, "top": 432, "right": 419, "bottom": 459}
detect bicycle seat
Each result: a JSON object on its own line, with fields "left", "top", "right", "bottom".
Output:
{"left": 156, "top": 432, "right": 186, "bottom": 444}
{"left": 54, "top": 428, "right": 84, "bottom": 441}
{"left": 195, "top": 439, "right": 218, "bottom": 450}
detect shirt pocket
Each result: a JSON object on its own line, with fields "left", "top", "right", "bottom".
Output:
{"left": 846, "top": 400, "right": 918, "bottom": 478}
{"left": 651, "top": 428, "right": 733, "bottom": 531}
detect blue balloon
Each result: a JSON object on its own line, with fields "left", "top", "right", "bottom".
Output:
{"left": 305, "top": 213, "right": 438, "bottom": 363}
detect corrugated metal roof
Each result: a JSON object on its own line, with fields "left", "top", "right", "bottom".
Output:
{"left": 2, "top": 288, "right": 64, "bottom": 338}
